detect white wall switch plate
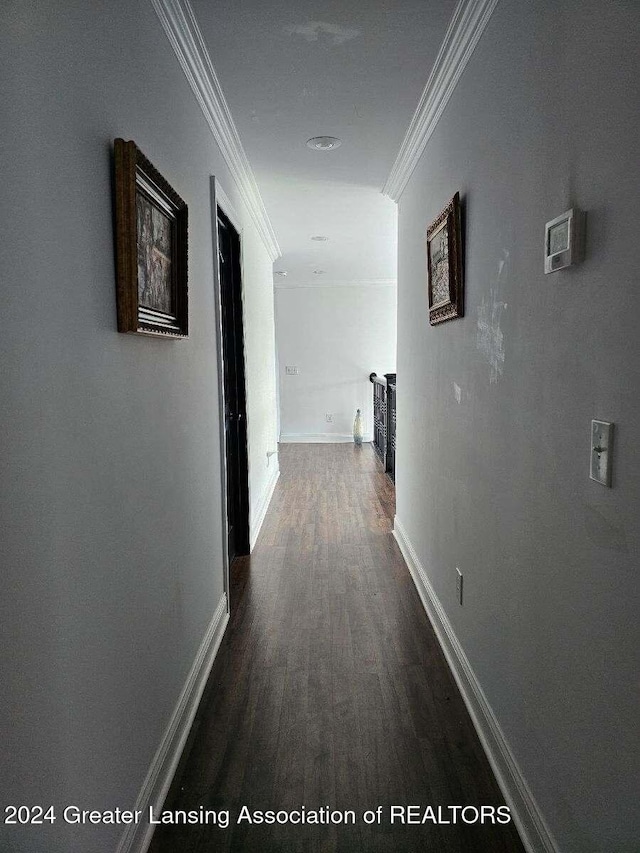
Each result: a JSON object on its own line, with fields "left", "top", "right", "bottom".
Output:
{"left": 590, "top": 420, "right": 614, "bottom": 486}
{"left": 285, "top": 366, "right": 299, "bottom": 375}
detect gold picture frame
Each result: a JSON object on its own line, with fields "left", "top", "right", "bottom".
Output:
{"left": 426, "top": 191, "right": 463, "bottom": 325}
{"left": 113, "top": 139, "right": 188, "bottom": 337}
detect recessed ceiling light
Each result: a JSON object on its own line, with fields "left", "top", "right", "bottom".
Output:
{"left": 311, "top": 235, "right": 328, "bottom": 241}
{"left": 313, "top": 269, "right": 326, "bottom": 275}
{"left": 274, "top": 270, "right": 288, "bottom": 277}
{"left": 306, "top": 136, "right": 342, "bottom": 151}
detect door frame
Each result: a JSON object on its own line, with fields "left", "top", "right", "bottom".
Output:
{"left": 209, "top": 176, "right": 250, "bottom": 604}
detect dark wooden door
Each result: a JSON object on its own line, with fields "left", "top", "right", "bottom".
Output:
{"left": 217, "top": 209, "right": 250, "bottom": 565}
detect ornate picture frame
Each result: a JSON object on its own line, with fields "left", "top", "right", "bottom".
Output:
{"left": 113, "top": 139, "right": 188, "bottom": 337}
{"left": 426, "top": 191, "right": 463, "bottom": 325}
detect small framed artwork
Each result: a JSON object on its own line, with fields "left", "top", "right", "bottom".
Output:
{"left": 426, "top": 191, "right": 463, "bottom": 325}
{"left": 113, "top": 139, "right": 188, "bottom": 337}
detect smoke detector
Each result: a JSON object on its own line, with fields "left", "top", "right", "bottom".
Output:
{"left": 306, "top": 136, "right": 342, "bottom": 151}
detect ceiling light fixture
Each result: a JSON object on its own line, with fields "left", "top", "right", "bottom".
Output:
{"left": 306, "top": 136, "right": 342, "bottom": 151}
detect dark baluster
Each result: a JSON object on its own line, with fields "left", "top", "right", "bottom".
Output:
{"left": 384, "top": 374, "right": 396, "bottom": 483}
{"left": 369, "top": 373, "right": 387, "bottom": 465}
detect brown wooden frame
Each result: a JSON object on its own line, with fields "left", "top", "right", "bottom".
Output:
{"left": 113, "top": 139, "right": 188, "bottom": 337}
{"left": 426, "top": 191, "right": 463, "bottom": 325}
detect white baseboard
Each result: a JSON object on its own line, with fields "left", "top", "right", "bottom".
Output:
{"left": 250, "top": 463, "right": 280, "bottom": 550}
{"left": 116, "top": 593, "right": 229, "bottom": 853}
{"left": 393, "top": 518, "right": 558, "bottom": 853}
{"left": 279, "top": 433, "right": 373, "bottom": 444}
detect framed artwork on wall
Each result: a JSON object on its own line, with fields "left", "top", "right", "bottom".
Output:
{"left": 426, "top": 191, "right": 463, "bottom": 325}
{"left": 113, "top": 138, "right": 188, "bottom": 337}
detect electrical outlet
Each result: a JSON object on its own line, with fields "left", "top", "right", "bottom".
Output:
{"left": 325, "top": 413, "right": 333, "bottom": 423}
{"left": 456, "top": 568, "right": 463, "bottom": 605}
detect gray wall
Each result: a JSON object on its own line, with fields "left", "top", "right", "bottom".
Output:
{"left": 0, "top": 2, "right": 276, "bottom": 851}
{"left": 395, "top": 1, "right": 639, "bottom": 851}
{"left": 276, "top": 284, "right": 397, "bottom": 442}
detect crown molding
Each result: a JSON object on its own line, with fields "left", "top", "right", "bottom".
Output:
{"left": 150, "top": 0, "right": 281, "bottom": 261}
{"left": 383, "top": 0, "right": 499, "bottom": 202}
{"left": 274, "top": 278, "right": 396, "bottom": 290}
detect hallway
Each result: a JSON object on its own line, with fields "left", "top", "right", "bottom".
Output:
{"left": 150, "top": 444, "right": 525, "bottom": 853}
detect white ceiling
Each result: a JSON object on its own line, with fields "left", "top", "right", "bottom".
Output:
{"left": 192, "top": 0, "right": 459, "bottom": 285}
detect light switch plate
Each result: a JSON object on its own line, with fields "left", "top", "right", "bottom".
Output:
{"left": 590, "top": 420, "right": 614, "bottom": 486}
{"left": 285, "top": 366, "right": 299, "bottom": 375}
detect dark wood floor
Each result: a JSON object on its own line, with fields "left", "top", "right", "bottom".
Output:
{"left": 149, "top": 444, "right": 524, "bottom": 853}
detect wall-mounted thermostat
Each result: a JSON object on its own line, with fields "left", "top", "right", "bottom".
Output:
{"left": 544, "top": 208, "right": 583, "bottom": 274}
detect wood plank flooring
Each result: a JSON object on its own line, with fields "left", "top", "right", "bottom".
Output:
{"left": 149, "top": 444, "right": 525, "bottom": 853}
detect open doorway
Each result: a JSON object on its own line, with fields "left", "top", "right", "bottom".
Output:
{"left": 215, "top": 203, "right": 250, "bottom": 569}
